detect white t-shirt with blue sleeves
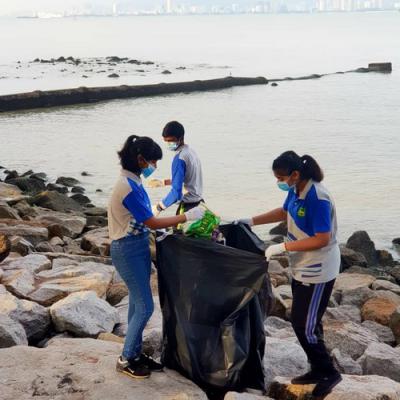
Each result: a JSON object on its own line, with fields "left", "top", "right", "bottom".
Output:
{"left": 162, "top": 144, "right": 203, "bottom": 208}
{"left": 283, "top": 180, "right": 340, "bottom": 284}
{"left": 108, "top": 169, "right": 153, "bottom": 240}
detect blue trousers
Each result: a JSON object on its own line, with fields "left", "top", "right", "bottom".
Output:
{"left": 111, "top": 233, "right": 154, "bottom": 360}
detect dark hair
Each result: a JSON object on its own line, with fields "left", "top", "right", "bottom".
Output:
{"left": 118, "top": 135, "right": 162, "bottom": 173}
{"left": 272, "top": 151, "right": 324, "bottom": 182}
{"left": 162, "top": 121, "right": 185, "bottom": 139}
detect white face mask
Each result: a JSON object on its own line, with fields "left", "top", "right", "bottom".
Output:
{"left": 167, "top": 142, "right": 180, "bottom": 152}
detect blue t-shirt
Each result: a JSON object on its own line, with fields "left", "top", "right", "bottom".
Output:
{"left": 283, "top": 180, "right": 340, "bottom": 283}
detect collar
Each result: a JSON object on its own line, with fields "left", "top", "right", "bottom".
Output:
{"left": 121, "top": 169, "right": 142, "bottom": 185}
{"left": 298, "top": 179, "right": 313, "bottom": 200}
{"left": 176, "top": 144, "right": 187, "bottom": 154}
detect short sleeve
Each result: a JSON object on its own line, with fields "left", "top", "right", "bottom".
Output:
{"left": 311, "top": 199, "right": 332, "bottom": 233}
{"left": 123, "top": 189, "right": 153, "bottom": 224}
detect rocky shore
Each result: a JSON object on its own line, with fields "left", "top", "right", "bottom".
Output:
{"left": 1, "top": 165, "right": 400, "bottom": 400}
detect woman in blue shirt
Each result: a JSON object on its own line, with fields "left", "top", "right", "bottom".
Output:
{"left": 108, "top": 135, "right": 204, "bottom": 380}
{"left": 238, "top": 151, "right": 341, "bottom": 397}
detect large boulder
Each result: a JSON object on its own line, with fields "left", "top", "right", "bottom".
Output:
{"left": 361, "top": 297, "right": 398, "bottom": 326}
{"left": 34, "top": 210, "right": 87, "bottom": 238}
{"left": 331, "top": 348, "right": 362, "bottom": 375}
{"left": 30, "top": 191, "right": 82, "bottom": 213}
{"left": 0, "top": 221, "right": 48, "bottom": 246}
{"left": 263, "top": 337, "right": 308, "bottom": 388}
{"left": 0, "top": 182, "right": 22, "bottom": 201}
{"left": 0, "top": 254, "right": 51, "bottom": 274}
{"left": 339, "top": 286, "right": 375, "bottom": 307}
{"left": 9, "top": 236, "right": 34, "bottom": 256}
{"left": 55, "top": 176, "right": 80, "bottom": 187}
{"left": 50, "top": 291, "right": 119, "bottom": 337}
{"left": 81, "top": 227, "right": 111, "bottom": 256}
{"left": 0, "top": 313, "right": 28, "bottom": 348}
{"left": 359, "top": 342, "right": 400, "bottom": 382}
{"left": 324, "top": 320, "right": 379, "bottom": 359}
{"left": 346, "top": 231, "right": 378, "bottom": 266}
{"left": 29, "top": 261, "right": 115, "bottom": 306}
{"left": 269, "top": 222, "right": 287, "bottom": 236}
{"left": 268, "top": 375, "right": 400, "bottom": 400}
{"left": 0, "top": 337, "right": 208, "bottom": 400}
{"left": 339, "top": 245, "right": 368, "bottom": 270}
{"left": 6, "top": 177, "right": 46, "bottom": 194}
{"left": 324, "top": 305, "right": 361, "bottom": 323}
{"left": 362, "top": 320, "right": 396, "bottom": 345}
{"left": 0, "top": 289, "right": 50, "bottom": 341}
{"left": 0, "top": 202, "right": 21, "bottom": 220}
{"left": 371, "top": 279, "right": 400, "bottom": 295}
{"left": 334, "top": 272, "right": 376, "bottom": 293}
{"left": 264, "top": 316, "right": 297, "bottom": 340}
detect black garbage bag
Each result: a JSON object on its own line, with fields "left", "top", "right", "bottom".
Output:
{"left": 156, "top": 223, "right": 273, "bottom": 397}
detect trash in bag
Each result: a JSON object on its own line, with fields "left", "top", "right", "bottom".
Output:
{"left": 156, "top": 223, "right": 273, "bottom": 397}
{"left": 182, "top": 205, "right": 221, "bottom": 239}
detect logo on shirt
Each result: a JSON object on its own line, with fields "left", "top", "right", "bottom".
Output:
{"left": 297, "top": 207, "right": 306, "bottom": 217}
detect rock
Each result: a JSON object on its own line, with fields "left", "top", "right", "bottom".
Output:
{"left": 71, "top": 186, "right": 85, "bottom": 193}
{"left": 377, "top": 249, "right": 395, "bottom": 267}
{"left": 0, "top": 203, "right": 21, "bottom": 219}
{"left": 371, "top": 289, "right": 400, "bottom": 305}
{"left": 86, "top": 215, "right": 108, "bottom": 227}
{"left": 389, "top": 306, "right": 400, "bottom": 344}
{"left": 162, "top": 70, "right": 172, "bottom": 74}
{"left": 275, "top": 284, "right": 292, "bottom": 300}
{"left": 392, "top": 266, "right": 400, "bottom": 284}
{"left": 55, "top": 176, "right": 80, "bottom": 187}
{"left": 362, "top": 320, "right": 396, "bottom": 345}
{"left": 0, "top": 221, "right": 48, "bottom": 246}
{"left": 106, "top": 280, "right": 128, "bottom": 306}
{"left": 268, "top": 374, "right": 400, "bottom": 400}
{"left": 81, "top": 227, "right": 111, "bottom": 256}
{"left": 339, "top": 286, "right": 375, "bottom": 307}
{"left": 346, "top": 231, "right": 378, "bottom": 266}
{"left": 35, "top": 241, "right": 55, "bottom": 252}
{"left": 0, "top": 337, "right": 208, "bottom": 400}
{"left": 12, "top": 200, "right": 38, "bottom": 218}
{"left": 108, "top": 73, "right": 120, "bottom": 78}
{"left": 97, "top": 332, "right": 124, "bottom": 344}
{"left": 29, "top": 261, "right": 114, "bottom": 306}
{"left": 269, "top": 222, "right": 287, "bottom": 236}
{"left": 2, "top": 269, "right": 36, "bottom": 298}
{"left": 70, "top": 193, "right": 91, "bottom": 205}
{"left": 1, "top": 253, "right": 51, "bottom": 274}
{"left": 46, "top": 183, "right": 68, "bottom": 194}
{"left": 361, "top": 297, "right": 398, "bottom": 326}
{"left": 359, "top": 342, "right": 400, "bottom": 382}
{"left": 340, "top": 245, "right": 368, "bottom": 270}
{"left": 368, "top": 62, "right": 392, "bottom": 72}
{"left": 224, "top": 392, "right": 271, "bottom": 399}
{"left": 0, "top": 233, "right": 11, "bottom": 262}
{"left": 268, "top": 260, "right": 289, "bottom": 287}
{"left": 372, "top": 279, "right": 400, "bottom": 295}
{"left": 9, "top": 236, "right": 34, "bottom": 256}
{"left": 50, "top": 291, "right": 119, "bottom": 337}
{"left": 264, "top": 316, "right": 297, "bottom": 340}
{"left": 35, "top": 211, "right": 86, "bottom": 238}
{"left": 6, "top": 177, "right": 46, "bottom": 194}
{"left": 324, "top": 320, "right": 379, "bottom": 359}
{"left": 83, "top": 206, "right": 107, "bottom": 217}
{"left": 0, "top": 290, "right": 50, "bottom": 341}
{"left": 263, "top": 337, "right": 308, "bottom": 389}
{"left": 30, "top": 191, "right": 82, "bottom": 213}
{"left": 334, "top": 272, "right": 376, "bottom": 293}
{"left": 324, "top": 305, "right": 361, "bottom": 323}
{"left": 270, "top": 286, "right": 291, "bottom": 320}
{"left": 81, "top": 171, "right": 91, "bottom": 176}
{"left": 0, "top": 182, "right": 22, "bottom": 200}
{"left": 271, "top": 82, "right": 278, "bottom": 87}
{"left": 0, "top": 313, "right": 28, "bottom": 348}
{"left": 331, "top": 348, "right": 362, "bottom": 375}
{"left": 0, "top": 268, "right": 3, "bottom": 281}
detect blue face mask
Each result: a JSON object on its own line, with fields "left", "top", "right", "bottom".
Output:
{"left": 167, "top": 142, "right": 179, "bottom": 152}
{"left": 277, "top": 180, "right": 294, "bottom": 192}
{"left": 142, "top": 162, "right": 156, "bottom": 179}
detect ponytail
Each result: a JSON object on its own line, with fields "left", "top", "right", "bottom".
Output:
{"left": 300, "top": 154, "right": 324, "bottom": 182}
{"left": 272, "top": 151, "right": 324, "bottom": 182}
{"left": 118, "top": 135, "right": 162, "bottom": 173}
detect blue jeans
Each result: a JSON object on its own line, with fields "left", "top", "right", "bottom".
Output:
{"left": 111, "top": 233, "right": 154, "bottom": 360}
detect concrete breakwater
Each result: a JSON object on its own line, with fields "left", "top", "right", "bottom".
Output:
{"left": 0, "top": 76, "right": 268, "bottom": 112}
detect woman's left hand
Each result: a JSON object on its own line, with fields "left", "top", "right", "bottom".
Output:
{"left": 265, "top": 243, "right": 286, "bottom": 261}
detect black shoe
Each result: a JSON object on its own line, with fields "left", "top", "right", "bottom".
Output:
{"left": 116, "top": 356, "right": 151, "bottom": 379}
{"left": 139, "top": 353, "right": 164, "bottom": 372}
{"left": 312, "top": 372, "right": 342, "bottom": 397}
{"left": 291, "top": 370, "right": 324, "bottom": 385}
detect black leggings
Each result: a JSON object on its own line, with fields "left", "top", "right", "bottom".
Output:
{"left": 291, "top": 278, "right": 337, "bottom": 375}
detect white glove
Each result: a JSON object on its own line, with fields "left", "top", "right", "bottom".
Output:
{"left": 184, "top": 206, "right": 205, "bottom": 222}
{"left": 152, "top": 202, "right": 165, "bottom": 216}
{"left": 233, "top": 218, "right": 254, "bottom": 227}
{"left": 265, "top": 243, "right": 286, "bottom": 261}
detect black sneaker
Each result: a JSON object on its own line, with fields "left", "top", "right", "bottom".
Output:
{"left": 116, "top": 356, "right": 151, "bottom": 379}
{"left": 139, "top": 353, "right": 164, "bottom": 372}
{"left": 291, "top": 370, "right": 324, "bottom": 385}
{"left": 312, "top": 372, "right": 342, "bottom": 397}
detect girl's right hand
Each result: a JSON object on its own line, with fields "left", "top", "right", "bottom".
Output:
{"left": 184, "top": 206, "right": 205, "bottom": 222}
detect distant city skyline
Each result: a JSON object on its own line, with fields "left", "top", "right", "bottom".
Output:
{"left": 0, "top": 0, "right": 399, "bottom": 16}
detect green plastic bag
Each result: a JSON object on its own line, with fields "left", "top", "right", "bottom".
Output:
{"left": 183, "top": 208, "right": 221, "bottom": 239}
